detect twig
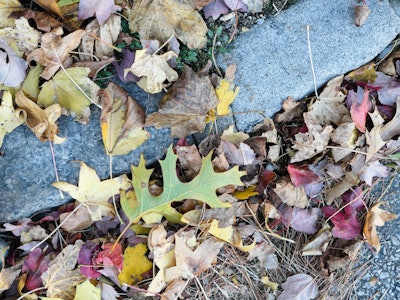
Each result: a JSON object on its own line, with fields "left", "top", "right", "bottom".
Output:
{"left": 153, "top": 34, "right": 175, "bottom": 56}
{"left": 48, "top": 140, "right": 64, "bottom": 199}
{"left": 306, "top": 25, "right": 319, "bottom": 99}
{"left": 211, "top": 27, "right": 222, "bottom": 77}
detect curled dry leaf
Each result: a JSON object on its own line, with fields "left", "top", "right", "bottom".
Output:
{"left": 99, "top": 82, "right": 148, "bottom": 156}
{"left": 0, "top": 39, "right": 28, "bottom": 87}
{"left": 125, "top": 49, "right": 178, "bottom": 94}
{"left": 0, "top": 91, "right": 24, "bottom": 148}
{"left": 146, "top": 66, "right": 219, "bottom": 137}
{"left": 27, "top": 28, "right": 86, "bottom": 80}
{"left": 301, "top": 223, "right": 332, "bottom": 256}
{"left": 127, "top": 0, "right": 207, "bottom": 49}
{"left": 354, "top": 4, "right": 370, "bottom": 27}
{"left": 274, "top": 96, "right": 305, "bottom": 123}
{"left": 15, "top": 90, "right": 65, "bottom": 143}
{"left": 363, "top": 202, "right": 398, "bottom": 253}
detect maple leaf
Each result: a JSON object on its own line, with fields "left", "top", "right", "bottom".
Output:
{"left": 280, "top": 205, "right": 322, "bottom": 234}
{"left": 278, "top": 274, "right": 318, "bottom": 300}
{"left": 38, "top": 67, "right": 100, "bottom": 122}
{"left": 0, "top": 91, "right": 24, "bottom": 148}
{"left": 0, "top": 39, "right": 27, "bottom": 87}
{"left": 124, "top": 49, "right": 178, "bottom": 94}
{"left": 99, "top": 82, "right": 148, "bottom": 156}
{"left": 15, "top": 90, "right": 65, "bottom": 143}
{"left": 78, "top": 0, "right": 121, "bottom": 25}
{"left": 27, "top": 28, "right": 86, "bottom": 80}
{"left": 127, "top": 0, "right": 207, "bottom": 49}
{"left": 146, "top": 66, "right": 219, "bottom": 137}
{"left": 121, "top": 145, "right": 245, "bottom": 224}
{"left": 41, "top": 240, "right": 85, "bottom": 300}
{"left": 363, "top": 202, "right": 398, "bottom": 252}
{"left": 53, "top": 162, "right": 129, "bottom": 221}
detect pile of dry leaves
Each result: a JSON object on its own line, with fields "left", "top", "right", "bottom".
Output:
{"left": 0, "top": 0, "right": 399, "bottom": 299}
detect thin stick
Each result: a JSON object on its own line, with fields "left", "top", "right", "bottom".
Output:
{"left": 306, "top": 25, "right": 319, "bottom": 99}
{"left": 194, "top": 276, "right": 209, "bottom": 300}
{"left": 17, "top": 286, "right": 47, "bottom": 300}
{"left": 31, "top": 203, "right": 83, "bottom": 251}
{"left": 109, "top": 155, "right": 123, "bottom": 223}
{"left": 211, "top": 28, "right": 222, "bottom": 77}
{"left": 49, "top": 140, "right": 64, "bottom": 199}
{"left": 153, "top": 34, "right": 175, "bottom": 56}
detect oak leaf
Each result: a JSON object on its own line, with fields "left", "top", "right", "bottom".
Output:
{"left": 99, "top": 82, "right": 148, "bottom": 156}
{"left": 278, "top": 274, "right": 318, "bottom": 300}
{"left": 127, "top": 0, "right": 207, "bottom": 49}
{"left": 363, "top": 202, "right": 398, "bottom": 252}
{"left": 53, "top": 162, "right": 130, "bottom": 221}
{"left": 145, "top": 66, "right": 219, "bottom": 137}
{"left": 121, "top": 145, "right": 245, "bottom": 223}
{"left": 41, "top": 240, "right": 85, "bottom": 300}
{"left": 78, "top": 0, "right": 121, "bottom": 25}
{"left": 0, "top": 39, "right": 27, "bottom": 87}
{"left": 27, "top": 28, "right": 86, "bottom": 80}
{"left": 15, "top": 90, "right": 65, "bottom": 143}
{"left": 0, "top": 91, "right": 24, "bottom": 148}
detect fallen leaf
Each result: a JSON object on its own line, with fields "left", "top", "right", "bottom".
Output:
{"left": 301, "top": 223, "right": 332, "bottom": 256}
{"left": 322, "top": 205, "right": 360, "bottom": 240}
{"left": 247, "top": 242, "right": 278, "bottom": 270}
{"left": 330, "top": 122, "right": 357, "bottom": 162}
{"left": 203, "top": 0, "right": 229, "bottom": 20}
{"left": 74, "top": 279, "right": 101, "bottom": 300}
{"left": 363, "top": 202, "right": 398, "bottom": 252}
{"left": 99, "top": 82, "right": 148, "bottom": 156}
{"left": 359, "top": 160, "right": 390, "bottom": 186}
{"left": 214, "top": 78, "right": 239, "bottom": 116}
{"left": 1, "top": 217, "right": 32, "bottom": 236}
{"left": 113, "top": 49, "right": 139, "bottom": 83}
{"left": 377, "top": 50, "right": 400, "bottom": 76}
{"left": 118, "top": 243, "right": 153, "bottom": 285}
{"left": 41, "top": 240, "right": 85, "bottom": 300}
{"left": 0, "top": 0, "right": 21, "bottom": 28}
{"left": 242, "top": 0, "right": 263, "bottom": 13}
{"left": 221, "top": 124, "right": 250, "bottom": 145}
{"left": 287, "top": 164, "right": 320, "bottom": 187}
{"left": 14, "top": 9, "right": 62, "bottom": 32}
{"left": 354, "top": 3, "right": 370, "bottom": 26}
{"left": 59, "top": 204, "right": 93, "bottom": 232}
{"left": 278, "top": 274, "right": 318, "bottom": 300}
{"left": 53, "top": 162, "right": 129, "bottom": 221}
{"left": 78, "top": 241, "right": 101, "bottom": 279}
{"left": 95, "top": 243, "right": 123, "bottom": 271}
{"left": 34, "top": 0, "right": 62, "bottom": 17}
{"left": 0, "top": 39, "right": 27, "bottom": 87}
{"left": 273, "top": 179, "right": 308, "bottom": 208}
{"left": 27, "top": 28, "right": 86, "bottom": 80}
{"left": 145, "top": 66, "right": 219, "bottom": 137}
{"left": 261, "top": 276, "right": 279, "bottom": 291}
{"left": 78, "top": 0, "right": 121, "bottom": 25}
{"left": 325, "top": 171, "right": 359, "bottom": 205}
{"left": 348, "top": 87, "right": 372, "bottom": 133}
{"left": 176, "top": 144, "right": 202, "bottom": 180}
{"left": 280, "top": 205, "right": 322, "bottom": 234}
{"left": 38, "top": 67, "right": 100, "bottom": 122}
{"left": 124, "top": 49, "right": 178, "bottom": 93}
{"left": 0, "top": 91, "right": 24, "bottom": 148}
{"left": 345, "top": 62, "right": 376, "bottom": 83}
{"left": 121, "top": 145, "right": 245, "bottom": 223}
{"left": 222, "top": 140, "right": 257, "bottom": 165}
{"left": 274, "top": 96, "right": 305, "bottom": 123}
{"left": 21, "top": 64, "right": 43, "bottom": 99}
{"left": 380, "top": 96, "right": 400, "bottom": 141}
{"left": 21, "top": 248, "right": 50, "bottom": 290}
{"left": 15, "top": 90, "right": 65, "bottom": 143}
{"left": 0, "top": 264, "right": 21, "bottom": 293}
{"left": 128, "top": 0, "right": 207, "bottom": 49}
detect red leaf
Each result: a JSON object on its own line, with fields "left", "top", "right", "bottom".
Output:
{"left": 255, "top": 169, "right": 276, "bottom": 193}
{"left": 95, "top": 243, "right": 123, "bottom": 271}
{"left": 287, "top": 164, "right": 320, "bottom": 186}
{"left": 322, "top": 205, "right": 360, "bottom": 240}
{"left": 349, "top": 87, "right": 372, "bottom": 132}
{"left": 22, "top": 248, "right": 50, "bottom": 290}
{"left": 78, "top": 241, "right": 101, "bottom": 279}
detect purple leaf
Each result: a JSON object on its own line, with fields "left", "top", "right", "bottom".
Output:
{"left": 112, "top": 49, "right": 139, "bottom": 83}
{"left": 0, "top": 39, "right": 27, "bottom": 87}
{"left": 280, "top": 205, "right": 322, "bottom": 234}
{"left": 22, "top": 248, "right": 50, "bottom": 290}
{"left": 203, "top": 0, "right": 230, "bottom": 20}
{"left": 1, "top": 218, "right": 32, "bottom": 236}
{"left": 224, "top": 0, "right": 248, "bottom": 12}
{"left": 78, "top": 241, "right": 101, "bottom": 279}
{"left": 78, "top": 0, "right": 121, "bottom": 25}
{"left": 322, "top": 205, "right": 360, "bottom": 240}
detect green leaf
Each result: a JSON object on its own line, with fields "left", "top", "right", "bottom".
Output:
{"left": 121, "top": 146, "right": 246, "bottom": 224}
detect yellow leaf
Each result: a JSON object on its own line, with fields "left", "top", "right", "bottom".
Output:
{"left": 21, "top": 64, "right": 43, "bottom": 100}
{"left": 363, "top": 202, "right": 398, "bottom": 253}
{"left": 233, "top": 186, "right": 258, "bottom": 200}
{"left": 73, "top": 279, "right": 100, "bottom": 300}
{"left": 208, "top": 220, "right": 255, "bottom": 252}
{"left": 345, "top": 62, "right": 376, "bottom": 83}
{"left": 261, "top": 276, "right": 279, "bottom": 291}
{"left": 0, "top": 91, "right": 24, "bottom": 148}
{"left": 15, "top": 90, "right": 65, "bottom": 144}
{"left": 215, "top": 79, "right": 239, "bottom": 116}
{"left": 53, "top": 162, "right": 130, "bottom": 221}
{"left": 125, "top": 49, "right": 178, "bottom": 94}
{"left": 0, "top": 0, "right": 21, "bottom": 28}
{"left": 99, "top": 82, "right": 148, "bottom": 156}
{"left": 118, "top": 243, "right": 153, "bottom": 286}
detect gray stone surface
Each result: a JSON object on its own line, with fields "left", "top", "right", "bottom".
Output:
{"left": 218, "top": 0, "right": 400, "bottom": 132}
{"left": 0, "top": 80, "right": 173, "bottom": 223}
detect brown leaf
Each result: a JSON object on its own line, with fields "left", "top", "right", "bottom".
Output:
{"left": 363, "top": 202, "right": 397, "bottom": 252}
{"left": 380, "top": 96, "right": 400, "bottom": 141}
{"left": 146, "top": 66, "right": 219, "bottom": 137}
{"left": 273, "top": 179, "right": 308, "bottom": 208}
{"left": 11, "top": 9, "right": 62, "bottom": 32}
{"left": 72, "top": 57, "right": 115, "bottom": 78}
{"left": 274, "top": 96, "right": 305, "bottom": 123}
{"left": 34, "top": 0, "right": 62, "bottom": 17}
{"left": 377, "top": 50, "right": 400, "bottom": 76}
{"left": 15, "top": 90, "right": 65, "bottom": 143}
{"left": 325, "top": 171, "right": 359, "bottom": 205}
{"left": 27, "top": 28, "right": 86, "bottom": 79}
{"left": 59, "top": 205, "right": 94, "bottom": 232}
{"left": 354, "top": 4, "right": 370, "bottom": 27}
{"left": 176, "top": 145, "right": 202, "bottom": 180}
{"left": 127, "top": 0, "right": 207, "bottom": 49}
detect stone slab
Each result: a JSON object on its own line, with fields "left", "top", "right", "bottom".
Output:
{"left": 218, "top": 0, "right": 400, "bottom": 132}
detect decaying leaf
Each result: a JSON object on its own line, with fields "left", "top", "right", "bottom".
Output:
{"left": 127, "top": 0, "right": 207, "bottom": 49}
{"left": 53, "top": 162, "right": 129, "bottom": 221}
{"left": 146, "top": 66, "right": 219, "bottom": 137}
{"left": 78, "top": 0, "right": 121, "bottom": 25}
{"left": 99, "top": 82, "right": 148, "bottom": 156}
{"left": 0, "top": 0, "right": 21, "bottom": 28}
{"left": 41, "top": 240, "right": 85, "bottom": 300}
{"left": 15, "top": 90, "right": 65, "bottom": 143}
{"left": 354, "top": 3, "right": 370, "bottom": 27}
{"left": 38, "top": 67, "right": 100, "bottom": 122}
{"left": 0, "top": 39, "right": 27, "bottom": 87}
{"left": 363, "top": 202, "right": 398, "bottom": 252}
{"left": 27, "top": 28, "right": 86, "bottom": 80}
{"left": 273, "top": 179, "right": 308, "bottom": 208}
{"left": 0, "top": 264, "right": 21, "bottom": 293}
{"left": 278, "top": 273, "right": 318, "bottom": 300}
{"left": 301, "top": 223, "right": 332, "bottom": 256}
{"left": 0, "top": 91, "right": 24, "bottom": 148}
{"left": 280, "top": 205, "right": 322, "bottom": 234}
{"left": 124, "top": 49, "right": 178, "bottom": 94}
{"left": 121, "top": 145, "right": 245, "bottom": 224}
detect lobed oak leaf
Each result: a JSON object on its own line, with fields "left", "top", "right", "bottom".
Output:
{"left": 0, "top": 91, "right": 24, "bottom": 148}
{"left": 125, "top": 49, "right": 178, "bottom": 94}
{"left": 99, "top": 82, "right": 148, "bottom": 156}
{"left": 41, "top": 240, "right": 85, "bottom": 300}
{"left": 38, "top": 67, "right": 100, "bottom": 122}
{"left": 52, "top": 162, "right": 130, "bottom": 221}
{"left": 27, "top": 28, "right": 86, "bottom": 80}
{"left": 278, "top": 274, "right": 318, "bottom": 300}
{"left": 15, "top": 90, "right": 65, "bottom": 143}
{"left": 146, "top": 66, "right": 219, "bottom": 137}
{"left": 78, "top": 0, "right": 121, "bottom": 25}
{"left": 127, "top": 0, "right": 207, "bottom": 49}
{"left": 121, "top": 145, "right": 245, "bottom": 224}
{"left": 363, "top": 202, "right": 398, "bottom": 253}
{"left": 0, "top": 39, "right": 27, "bottom": 87}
